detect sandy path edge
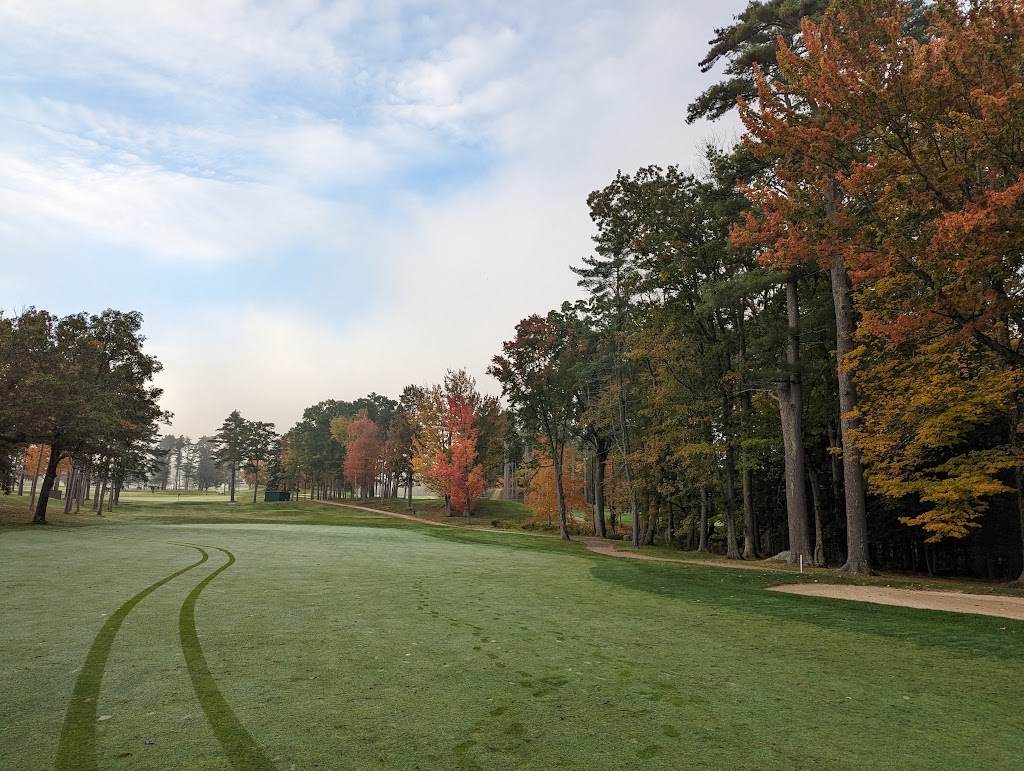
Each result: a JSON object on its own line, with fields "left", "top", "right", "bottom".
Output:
{"left": 317, "top": 501, "right": 1024, "bottom": 620}
{"left": 769, "top": 583, "right": 1024, "bottom": 621}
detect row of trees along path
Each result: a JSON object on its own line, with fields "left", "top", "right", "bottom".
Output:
{"left": 490, "top": 0, "right": 1024, "bottom": 584}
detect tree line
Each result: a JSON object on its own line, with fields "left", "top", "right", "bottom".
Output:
{"left": 4, "top": 1, "right": 1020, "bottom": 585}
{"left": 268, "top": 372, "right": 509, "bottom": 519}
{"left": 0, "top": 309, "right": 167, "bottom": 523}
{"left": 490, "top": 0, "right": 1024, "bottom": 583}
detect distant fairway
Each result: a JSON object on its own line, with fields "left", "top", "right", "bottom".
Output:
{"left": 2, "top": 500, "right": 1023, "bottom": 769}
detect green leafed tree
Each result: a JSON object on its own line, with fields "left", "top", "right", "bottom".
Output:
{"left": 212, "top": 410, "right": 248, "bottom": 503}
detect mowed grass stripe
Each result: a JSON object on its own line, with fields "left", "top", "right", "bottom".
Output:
{"left": 179, "top": 546, "right": 275, "bottom": 770}
{"left": 55, "top": 545, "right": 209, "bottom": 771}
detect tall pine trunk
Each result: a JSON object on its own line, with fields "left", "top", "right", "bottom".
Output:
{"left": 830, "top": 254, "right": 873, "bottom": 574}
{"left": 778, "top": 275, "right": 812, "bottom": 563}
{"left": 95, "top": 475, "right": 108, "bottom": 515}
{"left": 723, "top": 440, "right": 741, "bottom": 559}
{"left": 742, "top": 465, "right": 757, "bottom": 559}
{"left": 739, "top": 390, "right": 759, "bottom": 559}
{"left": 808, "top": 463, "right": 826, "bottom": 566}
{"left": 76, "top": 469, "right": 87, "bottom": 513}
{"left": 592, "top": 439, "right": 608, "bottom": 538}
{"left": 697, "top": 485, "right": 710, "bottom": 553}
{"left": 551, "top": 441, "right": 570, "bottom": 541}
{"left": 1013, "top": 465, "right": 1024, "bottom": 586}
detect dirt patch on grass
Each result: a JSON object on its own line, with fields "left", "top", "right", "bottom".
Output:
{"left": 769, "top": 583, "right": 1024, "bottom": 621}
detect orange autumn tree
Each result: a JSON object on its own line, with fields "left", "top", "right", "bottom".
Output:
{"left": 21, "top": 445, "right": 71, "bottom": 489}
{"left": 343, "top": 411, "right": 383, "bottom": 498}
{"left": 850, "top": 336, "right": 1024, "bottom": 541}
{"left": 411, "top": 370, "right": 486, "bottom": 518}
{"left": 435, "top": 395, "right": 486, "bottom": 519}
{"left": 736, "top": 0, "right": 1024, "bottom": 575}
{"left": 22, "top": 444, "right": 50, "bottom": 481}
{"left": 524, "top": 446, "right": 588, "bottom": 528}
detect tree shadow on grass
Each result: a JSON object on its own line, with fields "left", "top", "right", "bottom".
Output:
{"left": 589, "top": 558, "right": 1024, "bottom": 661}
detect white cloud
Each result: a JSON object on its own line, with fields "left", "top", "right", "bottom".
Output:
{"left": 1, "top": 0, "right": 753, "bottom": 438}
{"left": 0, "top": 0, "right": 361, "bottom": 89}
{"left": 0, "top": 150, "right": 366, "bottom": 263}
{"left": 388, "top": 26, "right": 523, "bottom": 132}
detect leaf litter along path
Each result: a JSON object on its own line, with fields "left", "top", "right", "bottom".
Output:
{"left": 322, "top": 501, "right": 1024, "bottom": 621}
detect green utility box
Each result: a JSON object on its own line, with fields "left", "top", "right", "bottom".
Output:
{"left": 264, "top": 490, "right": 291, "bottom": 502}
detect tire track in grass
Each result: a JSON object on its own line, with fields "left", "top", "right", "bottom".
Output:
{"left": 55, "top": 545, "right": 209, "bottom": 771}
{"left": 179, "top": 546, "right": 275, "bottom": 770}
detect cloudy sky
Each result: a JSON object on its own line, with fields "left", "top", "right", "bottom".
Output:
{"left": 1, "top": 0, "right": 747, "bottom": 438}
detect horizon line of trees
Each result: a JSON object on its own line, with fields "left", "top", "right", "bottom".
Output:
{"left": 270, "top": 372, "right": 510, "bottom": 519}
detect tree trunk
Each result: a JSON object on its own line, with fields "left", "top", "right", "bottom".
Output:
{"left": 641, "top": 496, "right": 656, "bottom": 546}
{"left": 614, "top": 349, "right": 640, "bottom": 547}
{"left": 96, "top": 476, "right": 108, "bottom": 515}
{"left": 229, "top": 463, "right": 237, "bottom": 502}
{"left": 808, "top": 463, "right": 826, "bottom": 567}
{"left": 741, "top": 465, "right": 758, "bottom": 559}
{"left": 778, "top": 275, "right": 813, "bottom": 564}
{"left": 740, "top": 387, "right": 759, "bottom": 559}
{"left": 592, "top": 439, "right": 608, "bottom": 539}
{"left": 668, "top": 501, "right": 675, "bottom": 546}
{"left": 28, "top": 445, "right": 45, "bottom": 510}
{"left": 63, "top": 466, "right": 77, "bottom": 515}
{"left": 827, "top": 421, "right": 844, "bottom": 524}
{"left": 1013, "top": 465, "right": 1024, "bottom": 586}
{"left": 76, "top": 469, "right": 87, "bottom": 513}
{"left": 32, "top": 444, "right": 62, "bottom": 524}
{"left": 552, "top": 442, "right": 570, "bottom": 540}
{"left": 697, "top": 484, "right": 710, "bottom": 553}
{"left": 723, "top": 441, "right": 741, "bottom": 559}
{"left": 830, "top": 255, "right": 873, "bottom": 574}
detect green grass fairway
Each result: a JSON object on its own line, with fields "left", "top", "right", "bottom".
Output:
{"left": 2, "top": 500, "right": 1022, "bottom": 769}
